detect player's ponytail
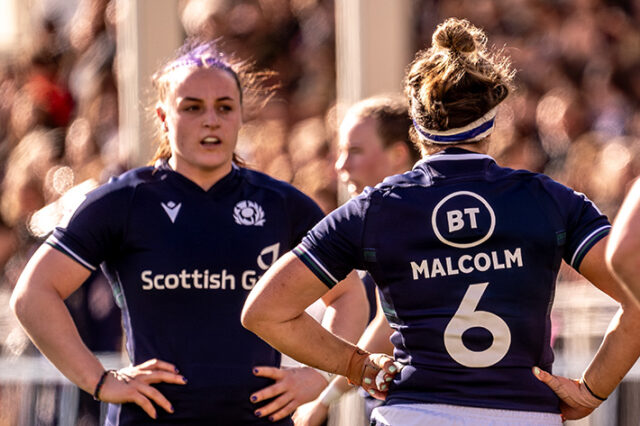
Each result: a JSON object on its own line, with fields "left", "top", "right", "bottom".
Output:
{"left": 405, "top": 18, "right": 513, "bottom": 148}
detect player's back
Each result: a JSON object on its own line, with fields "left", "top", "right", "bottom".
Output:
{"left": 362, "top": 148, "right": 609, "bottom": 413}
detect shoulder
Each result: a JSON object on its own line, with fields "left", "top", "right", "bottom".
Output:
{"left": 82, "top": 166, "right": 162, "bottom": 206}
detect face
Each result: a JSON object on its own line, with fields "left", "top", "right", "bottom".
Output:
{"left": 335, "top": 116, "right": 395, "bottom": 197}
{"left": 157, "top": 67, "right": 242, "bottom": 187}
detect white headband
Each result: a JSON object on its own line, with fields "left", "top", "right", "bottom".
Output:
{"left": 413, "top": 107, "right": 497, "bottom": 144}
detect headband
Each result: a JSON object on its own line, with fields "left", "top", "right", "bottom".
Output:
{"left": 412, "top": 107, "right": 497, "bottom": 144}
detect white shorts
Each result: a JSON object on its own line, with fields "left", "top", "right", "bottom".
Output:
{"left": 370, "top": 403, "right": 562, "bottom": 426}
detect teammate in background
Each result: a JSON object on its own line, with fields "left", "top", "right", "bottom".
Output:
{"left": 10, "top": 40, "right": 368, "bottom": 425}
{"left": 242, "top": 18, "right": 640, "bottom": 425}
{"left": 293, "top": 95, "right": 420, "bottom": 425}
{"left": 607, "top": 178, "right": 640, "bottom": 302}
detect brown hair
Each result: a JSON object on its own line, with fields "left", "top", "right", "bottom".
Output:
{"left": 149, "top": 38, "right": 277, "bottom": 166}
{"left": 405, "top": 18, "right": 514, "bottom": 147}
{"left": 347, "top": 95, "right": 421, "bottom": 164}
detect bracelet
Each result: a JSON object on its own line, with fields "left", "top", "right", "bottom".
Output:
{"left": 582, "top": 377, "right": 607, "bottom": 402}
{"left": 92, "top": 369, "right": 114, "bottom": 401}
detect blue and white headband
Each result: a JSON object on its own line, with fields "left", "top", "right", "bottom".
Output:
{"left": 412, "top": 107, "right": 497, "bottom": 144}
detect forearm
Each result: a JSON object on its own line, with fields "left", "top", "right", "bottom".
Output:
{"left": 581, "top": 305, "right": 640, "bottom": 398}
{"left": 12, "top": 283, "right": 105, "bottom": 393}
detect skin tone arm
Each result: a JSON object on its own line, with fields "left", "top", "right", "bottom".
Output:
{"left": 534, "top": 237, "right": 640, "bottom": 420}
{"left": 606, "top": 178, "right": 640, "bottom": 303}
{"left": 250, "top": 271, "right": 369, "bottom": 422}
{"left": 293, "top": 291, "right": 394, "bottom": 426}
{"left": 242, "top": 253, "right": 398, "bottom": 398}
{"left": 10, "top": 245, "right": 186, "bottom": 419}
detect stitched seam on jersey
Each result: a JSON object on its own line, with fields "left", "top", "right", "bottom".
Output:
{"left": 570, "top": 225, "right": 611, "bottom": 268}
{"left": 293, "top": 246, "right": 338, "bottom": 286}
{"left": 46, "top": 236, "right": 97, "bottom": 271}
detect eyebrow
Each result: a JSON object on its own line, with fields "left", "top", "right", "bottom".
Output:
{"left": 180, "top": 96, "right": 236, "bottom": 103}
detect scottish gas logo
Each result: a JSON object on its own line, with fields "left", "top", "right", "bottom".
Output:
{"left": 140, "top": 243, "right": 280, "bottom": 291}
{"left": 431, "top": 191, "right": 495, "bottom": 248}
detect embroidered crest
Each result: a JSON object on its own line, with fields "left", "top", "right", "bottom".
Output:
{"left": 233, "top": 200, "right": 266, "bottom": 226}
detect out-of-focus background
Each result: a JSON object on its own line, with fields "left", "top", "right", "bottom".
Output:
{"left": 0, "top": 0, "right": 638, "bottom": 425}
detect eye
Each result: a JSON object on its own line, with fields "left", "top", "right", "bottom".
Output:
{"left": 218, "top": 104, "right": 233, "bottom": 113}
{"left": 182, "top": 104, "right": 201, "bottom": 112}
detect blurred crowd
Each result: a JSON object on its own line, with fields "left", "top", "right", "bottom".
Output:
{"left": 0, "top": 0, "right": 639, "bottom": 423}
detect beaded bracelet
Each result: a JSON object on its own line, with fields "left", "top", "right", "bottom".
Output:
{"left": 582, "top": 377, "right": 607, "bottom": 402}
{"left": 93, "top": 370, "right": 114, "bottom": 401}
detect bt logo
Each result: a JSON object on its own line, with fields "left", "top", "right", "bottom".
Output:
{"left": 431, "top": 191, "right": 495, "bottom": 248}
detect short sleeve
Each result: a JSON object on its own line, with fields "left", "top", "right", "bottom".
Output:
{"left": 286, "top": 190, "right": 325, "bottom": 245}
{"left": 46, "top": 179, "right": 130, "bottom": 271}
{"left": 293, "top": 195, "right": 369, "bottom": 288}
{"left": 542, "top": 180, "right": 611, "bottom": 270}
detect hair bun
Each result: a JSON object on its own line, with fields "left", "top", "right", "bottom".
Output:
{"left": 432, "top": 18, "right": 476, "bottom": 54}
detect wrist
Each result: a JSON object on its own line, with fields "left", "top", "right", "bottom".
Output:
{"left": 345, "top": 346, "right": 370, "bottom": 386}
{"left": 92, "top": 369, "right": 115, "bottom": 401}
{"left": 580, "top": 376, "right": 607, "bottom": 407}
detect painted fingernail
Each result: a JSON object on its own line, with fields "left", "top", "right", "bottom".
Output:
{"left": 269, "top": 416, "right": 275, "bottom": 422}
{"left": 253, "top": 368, "right": 259, "bottom": 374}
{"left": 389, "top": 365, "right": 397, "bottom": 373}
{"left": 174, "top": 367, "right": 179, "bottom": 373}
{"left": 255, "top": 410, "right": 261, "bottom": 417}
{"left": 170, "top": 405, "right": 174, "bottom": 413}
{"left": 533, "top": 367, "right": 540, "bottom": 376}
{"left": 385, "top": 376, "right": 392, "bottom": 382}
{"left": 380, "top": 384, "right": 387, "bottom": 391}
{"left": 368, "top": 389, "right": 376, "bottom": 396}
{"left": 182, "top": 376, "right": 188, "bottom": 383}
{"left": 363, "top": 378, "right": 372, "bottom": 385}
{"left": 251, "top": 395, "right": 257, "bottom": 402}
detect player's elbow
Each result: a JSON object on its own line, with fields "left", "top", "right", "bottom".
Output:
{"left": 240, "top": 299, "right": 264, "bottom": 335}
{"left": 9, "top": 285, "right": 29, "bottom": 324}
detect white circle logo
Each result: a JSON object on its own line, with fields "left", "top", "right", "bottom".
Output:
{"left": 431, "top": 191, "right": 495, "bottom": 248}
{"left": 233, "top": 200, "right": 266, "bottom": 226}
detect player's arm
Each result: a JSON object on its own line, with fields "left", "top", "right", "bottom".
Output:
{"left": 534, "top": 237, "right": 640, "bottom": 420}
{"left": 606, "top": 178, "right": 640, "bottom": 303}
{"left": 294, "top": 292, "right": 394, "bottom": 426}
{"left": 242, "top": 252, "right": 398, "bottom": 393}
{"left": 10, "top": 244, "right": 185, "bottom": 419}
{"left": 249, "top": 270, "right": 369, "bottom": 421}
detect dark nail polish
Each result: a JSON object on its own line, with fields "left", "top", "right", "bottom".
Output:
{"left": 269, "top": 416, "right": 275, "bottom": 422}
{"left": 182, "top": 376, "right": 188, "bottom": 383}
{"left": 255, "top": 411, "right": 261, "bottom": 417}
{"left": 251, "top": 395, "right": 257, "bottom": 402}
{"left": 253, "top": 368, "right": 259, "bottom": 374}
{"left": 175, "top": 367, "right": 179, "bottom": 373}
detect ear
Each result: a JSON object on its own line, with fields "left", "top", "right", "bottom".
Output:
{"left": 493, "top": 84, "right": 508, "bottom": 103}
{"left": 156, "top": 105, "right": 168, "bottom": 131}
{"left": 386, "top": 141, "right": 411, "bottom": 173}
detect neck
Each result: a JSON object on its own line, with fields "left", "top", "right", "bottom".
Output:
{"left": 421, "top": 138, "right": 490, "bottom": 157}
{"left": 168, "top": 158, "right": 233, "bottom": 190}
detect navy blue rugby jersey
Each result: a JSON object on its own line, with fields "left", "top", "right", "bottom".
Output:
{"left": 294, "top": 148, "right": 610, "bottom": 414}
{"left": 47, "top": 163, "right": 324, "bottom": 425}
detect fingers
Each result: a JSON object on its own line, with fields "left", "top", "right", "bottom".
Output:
{"left": 138, "top": 358, "right": 180, "bottom": 374}
{"left": 253, "top": 366, "right": 284, "bottom": 380}
{"left": 253, "top": 393, "right": 294, "bottom": 420}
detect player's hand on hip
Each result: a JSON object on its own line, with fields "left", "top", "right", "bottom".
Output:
{"left": 347, "top": 348, "right": 401, "bottom": 400}
{"left": 250, "top": 366, "right": 328, "bottom": 422}
{"left": 532, "top": 366, "right": 600, "bottom": 420}
{"left": 292, "top": 399, "right": 330, "bottom": 426}
{"left": 97, "top": 358, "right": 187, "bottom": 419}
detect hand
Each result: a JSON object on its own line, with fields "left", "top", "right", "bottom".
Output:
{"left": 346, "top": 348, "right": 400, "bottom": 400}
{"left": 250, "top": 366, "right": 328, "bottom": 422}
{"left": 97, "top": 359, "right": 187, "bottom": 419}
{"left": 292, "top": 399, "right": 330, "bottom": 426}
{"left": 532, "top": 366, "right": 602, "bottom": 420}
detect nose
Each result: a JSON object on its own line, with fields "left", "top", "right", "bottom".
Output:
{"left": 335, "top": 151, "right": 348, "bottom": 172}
{"left": 203, "top": 108, "right": 219, "bottom": 128}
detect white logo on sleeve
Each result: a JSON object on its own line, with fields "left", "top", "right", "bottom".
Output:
{"left": 161, "top": 201, "right": 182, "bottom": 223}
{"left": 233, "top": 200, "right": 266, "bottom": 226}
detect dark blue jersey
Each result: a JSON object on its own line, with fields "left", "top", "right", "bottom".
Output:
{"left": 294, "top": 148, "right": 610, "bottom": 414}
{"left": 47, "top": 163, "right": 324, "bottom": 425}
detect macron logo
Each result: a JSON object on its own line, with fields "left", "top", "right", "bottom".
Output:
{"left": 161, "top": 201, "right": 182, "bottom": 223}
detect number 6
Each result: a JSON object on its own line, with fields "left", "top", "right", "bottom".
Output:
{"left": 444, "top": 282, "right": 511, "bottom": 368}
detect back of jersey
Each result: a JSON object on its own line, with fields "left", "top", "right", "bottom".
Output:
{"left": 363, "top": 149, "right": 609, "bottom": 413}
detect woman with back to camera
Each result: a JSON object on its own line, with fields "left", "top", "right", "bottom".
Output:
{"left": 242, "top": 18, "right": 640, "bottom": 425}
{"left": 10, "top": 39, "right": 368, "bottom": 425}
